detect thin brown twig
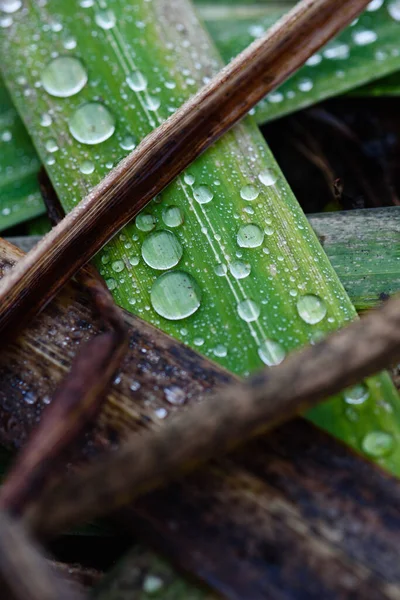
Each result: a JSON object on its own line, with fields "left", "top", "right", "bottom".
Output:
{"left": 25, "top": 289, "right": 400, "bottom": 537}
{"left": 0, "top": 511, "right": 85, "bottom": 600}
{"left": 0, "top": 0, "right": 371, "bottom": 342}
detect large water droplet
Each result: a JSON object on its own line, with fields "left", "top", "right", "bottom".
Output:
{"left": 151, "top": 271, "right": 201, "bottom": 320}
{"left": 142, "top": 230, "right": 183, "bottom": 270}
{"left": 240, "top": 185, "right": 259, "bottom": 201}
{"left": 69, "top": 102, "right": 115, "bottom": 145}
{"left": 344, "top": 383, "right": 370, "bottom": 405}
{"left": 388, "top": 0, "right": 400, "bottom": 19}
{"left": 237, "top": 224, "right": 264, "bottom": 248}
{"left": 126, "top": 71, "right": 147, "bottom": 92}
{"left": 135, "top": 213, "right": 156, "bottom": 232}
{"left": 352, "top": 29, "right": 377, "bottom": 46}
{"left": 95, "top": 8, "right": 116, "bottom": 29}
{"left": 362, "top": 431, "right": 394, "bottom": 457}
{"left": 41, "top": 56, "right": 87, "bottom": 98}
{"left": 229, "top": 261, "right": 251, "bottom": 279}
{"left": 193, "top": 185, "right": 213, "bottom": 204}
{"left": 296, "top": 294, "right": 326, "bottom": 324}
{"left": 237, "top": 299, "right": 260, "bottom": 322}
{"left": 162, "top": 205, "right": 184, "bottom": 228}
{"left": 258, "top": 339, "right": 286, "bottom": 366}
{"left": 258, "top": 168, "right": 278, "bottom": 186}
{"left": 0, "top": 0, "right": 21, "bottom": 13}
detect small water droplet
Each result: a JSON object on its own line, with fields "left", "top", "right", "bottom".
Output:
{"left": 229, "top": 261, "right": 251, "bottom": 279}
{"left": 343, "top": 383, "right": 370, "bottom": 405}
{"left": 111, "top": 260, "right": 125, "bottom": 273}
{"left": 69, "top": 102, "right": 115, "bottom": 145}
{"left": 352, "top": 29, "right": 377, "bottom": 46}
{"left": 367, "top": 0, "right": 383, "bottom": 10}
{"left": 126, "top": 71, "right": 147, "bottom": 92}
{"left": 298, "top": 78, "right": 313, "bottom": 92}
{"left": 213, "top": 344, "right": 227, "bottom": 358}
{"left": 95, "top": 8, "right": 116, "bottom": 29}
{"left": 41, "top": 56, "right": 87, "bottom": 98}
{"left": 306, "top": 54, "right": 322, "bottom": 66}
{"left": 155, "top": 407, "right": 168, "bottom": 419}
{"left": 258, "top": 168, "right": 278, "bottom": 186}
{"left": 144, "top": 95, "right": 161, "bottom": 111}
{"left": 45, "top": 138, "right": 58, "bottom": 153}
{"left": 362, "top": 431, "right": 394, "bottom": 458}
{"left": 40, "top": 113, "right": 52, "bottom": 127}
{"left": 0, "top": 0, "right": 21, "bottom": 13}
{"left": 237, "top": 298, "right": 260, "bottom": 322}
{"left": 135, "top": 213, "right": 156, "bottom": 232}
{"left": 120, "top": 135, "right": 136, "bottom": 151}
{"left": 24, "top": 391, "right": 36, "bottom": 405}
{"left": 0, "top": 14, "right": 12, "bottom": 26}
{"left": 151, "top": 271, "right": 201, "bottom": 320}
{"left": 130, "top": 381, "right": 141, "bottom": 391}
{"left": 237, "top": 223, "right": 264, "bottom": 248}
{"left": 388, "top": 0, "right": 400, "bottom": 19}
{"left": 79, "top": 159, "right": 95, "bottom": 174}
{"left": 258, "top": 339, "right": 286, "bottom": 366}
{"left": 240, "top": 185, "right": 259, "bottom": 201}
{"left": 296, "top": 294, "right": 327, "bottom": 324}
{"left": 164, "top": 386, "right": 186, "bottom": 405}
{"left": 162, "top": 205, "right": 184, "bottom": 227}
{"left": 106, "top": 278, "right": 117, "bottom": 290}
{"left": 193, "top": 185, "right": 213, "bottom": 204}
{"left": 194, "top": 337, "right": 204, "bottom": 346}
{"left": 183, "top": 173, "right": 195, "bottom": 185}
{"left": 1, "top": 130, "right": 11, "bottom": 142}
{"left": 323, "top": 42, "right": 350, "bottom": 60}
{"left": 142, "top": 230, "right": 182, "bottom": 270}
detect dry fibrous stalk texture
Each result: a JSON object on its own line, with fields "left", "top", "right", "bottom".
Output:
{"left": 0, "top": 0, "right": 371, "bottom": 341}
{"left": 1, "top": 241, "right": 400, "bottom": 599}
{"left": 0, "top": 511, "right": 84, "bottom": 600}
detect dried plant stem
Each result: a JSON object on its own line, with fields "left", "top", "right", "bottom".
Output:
{"left": 0, "top": 511, "right": 85, "bottom": 600}
{"left": 0, "top": 0, "right": 371, "bottom": 342}
{"left": 27, "top": 289, "right": 400, "bottom": 537}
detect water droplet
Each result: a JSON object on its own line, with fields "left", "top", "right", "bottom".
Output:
{"left": 258, "top": 339, "right": 286, "bottom": 366}
{"left": 388, "top": 0, "right": 400, "bottom": 19}
{"left": 229, "top": 261, "right": 251, "bottom": 279}
{"left": 111, "top": 260, "right": 124, "bottom": 273}
{"left": 183, "top": 173, "right": 195, "bottom": 185}
{"left": 164, "top": 386, "right": 186, "bottom": 405}
{"left": 240, "top": 185, "right": 259, "bottom": 201}
{"left": 24, "top": 391, "right": 36, "bottom": 405}
{"left": 214, "top": 263, "right": 227, "bottom": 277}
{"left": 130, "top": 381, "right": 141, "bottom": 391}
{"left": 296, "top": 294, "right": 327, "bottom": 324}
{"left": 362, "top": 431, "right": 394, "bottom": 458}
{"left": 0, "top": 0, "right": 21, "bottom": 13}
{"left": 323, "top": 42, "right": 350, "bottom": 60}
{"left": 193, "top": 185, "right": 213, "bottom": 204}
{"left": 194, "top": 337, "right": 204, "bottom": 346}
{"left": 298, "top": 78, "right": 313, "bottom": 92}
{"left": 151, "top": 271, "right": 201, "bottom": 320}
{"left": 126, "top": 71, "right": 147, "bottom": 92}
{"left": 306, "top": 54, "right": 322, "bottom": 66}
{"left": 343, "top": 383, "right": 370, "bottom": 405}
{"left": 41, "top": 56, "right": 87, "bottom": 98}
{"left": 40, "top": 113, "right": 52, "bottom": 127}
{"left": 155, "top": 407, "right": 168, "bottom": 419}
{"left": 237, "top": 299, "right": 260, "bottom": 322}
{"left": 0, "top": 14, "right": 12, "bottom": 26}
{"left": 63, "top": 36, "right": 77, "bottom": 50}
{"left": 1, "top": 130, "right": 11, "bottom": 142}
{"left": 367, "top": 0, "right": 383, "bottom": 10}
{"left": 142, "top": 230, "right": 183, "bottom": 270}
{"left": 69, "top": 102, "right": 115, "bottom": 145}
{"left": 352, "top": 29, "right": 377, "bottom": 46}
{"left": 237, "top": 224, "right": 264, "bottom": 248}
{"left": 144, "top": 95, "right": 161, "bottom": 111}
{"left": 79, "top": 159, "right": 95, "bottom": 174}
{"left": 213, "top": 344, "right": 227, "bottom": 358}
{"left": 142, "top": 574, "right": 164, "bottom": 594}
{"left": 95, "top": 8, "right": 116, "bottom": 29}
{"left": 120, "top": 135, "right": 136, "bottom": 151}
{"left": 135, "top": 213, "right": 156, "bottom": 232}
{"left": 45, "top": 138, "right": 58, "bottom": 153}
{"left": 258, "top": 168, "right": 278, "bottom": 186}
{"left": 162, "top": 206, "right": 183, "bottom": 227}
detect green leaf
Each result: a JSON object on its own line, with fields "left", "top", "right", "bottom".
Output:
{"left": 352, "top": 70, "right": 400, "bottom": 95}
{"left": 1, "top": 0, "right": 400, "bottom": 474}
{"left": 0, "top": 80, "right": 45, "bottom": 231}
{"left": 198, "top": 0, "right": 400, "bottom": 123}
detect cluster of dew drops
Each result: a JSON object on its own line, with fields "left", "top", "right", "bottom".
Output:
{"left": 1, "top": 0, "right": 398, "bottom": 458}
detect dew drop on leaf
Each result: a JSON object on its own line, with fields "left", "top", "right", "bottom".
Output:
{"left": 162, "top": 205, "right": 184, "bottom": 227}
{"left": 296, "top": 294, "right": 327, "bottom": 324}
{"left": 343, "top": 383, "right": 370, "bottom": 405}
{"left": 95, "top": 8, "right": 116, "bottom": 29}
{"left": 126, "top": 71, "right": 147, "bottom": 92}
{"left": 69, "top": 102, "right": 115, "bottom": 145}
{"left": 41, "top": 56, "right": 88, "bottom": 98}
{"left": 237, "top": 298, "right": 260, "bottom": 322}
{"left": 258, "top": 339, "right": 286, "bottom": 366}
{"left": 193, "top": 185, "right": 213, "bottom": 204}
{"left": 135, "top": 213, "right": 156, "bottom": 232}
{"left": 142, "top": 230, "right": 183, "bottom": 270}
{"left": 240, "top": 185, "right": 259, "bottom": 201}
{"left": 150, "top": 271, "right": 201, "bottom": 320}
{"left": 237, "top": 223, "right": 264, "bottom": 248}
{"left": 362, "top": 431, "right": 395, "bottom": 457}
